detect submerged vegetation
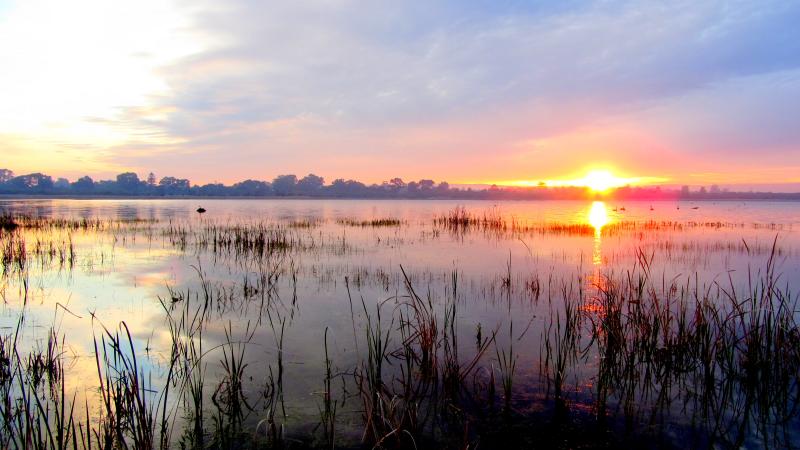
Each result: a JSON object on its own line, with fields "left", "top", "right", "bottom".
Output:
{"left": 0, "top": 205, "right": 798, "bottom": 449}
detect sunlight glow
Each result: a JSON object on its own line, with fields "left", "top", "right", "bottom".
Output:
{"left": 554, "top": 170, "right": 639, "bottom": 192}
{"left": 0, "top": 0, "right": 206, "bottom": 174}
{"left": 489, "top": 169, "right": 667, "bottom": 192}
{"left": 582, "top": 170, "right": 620, "bottom": 192}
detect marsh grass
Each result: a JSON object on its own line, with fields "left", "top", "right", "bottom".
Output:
{"left": 1, "top": 256, "right": 798, "bottom": 449}
{"left": 211, "top": 322, "right": 256, "bottom": 447}
{"left": 0, "top": 214, "right": 798, "bottom": 449}
{"left": 495, "top": 323, "right": 517, "bottom": 415}
{"left": 0, "top": 216, "right": 19, "bottom": 232}
{"left": 336, "top": 218, "right": 404, "bottom": 227}
{"left": 0, "top": 216, "right": 156, "bottom": 232}
{"left": 288, "top": 219, "right": 323, "bottom": 229}
{"left": 434, "top": 207, "right": 791, "bottom": 240}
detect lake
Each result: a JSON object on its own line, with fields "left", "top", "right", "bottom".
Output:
{"left": 1, "top": 198, "right": 798, "bottom": 449}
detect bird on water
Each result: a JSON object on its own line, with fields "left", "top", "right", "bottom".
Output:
{"left": 196, "top": 206, "right": 206, "bottom": 214}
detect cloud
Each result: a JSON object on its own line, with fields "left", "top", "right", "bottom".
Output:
{"left": 634, "top": 68, "right": 800, "bottom": 155}
{"left": 3, "top": 0, "right": 800, "bottom": 184}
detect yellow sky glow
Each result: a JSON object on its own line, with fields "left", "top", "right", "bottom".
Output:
{"left": 483, "top": 169, "right": 668, "bottom": 191}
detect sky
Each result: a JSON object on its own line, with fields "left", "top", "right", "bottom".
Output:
{"left": 1, "top": 0, "right": 799, "bottom": 188}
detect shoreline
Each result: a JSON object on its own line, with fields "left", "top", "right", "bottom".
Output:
{"left": 2, "top": 194, "right": 800, "bottom": 202}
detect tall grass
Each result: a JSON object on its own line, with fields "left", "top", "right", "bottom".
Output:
{"left": 0, "top": 214, "right": 798, "bottom": 449}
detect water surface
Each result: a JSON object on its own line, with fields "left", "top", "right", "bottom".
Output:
{"left": 1, "top": 198, "right": 798, "bottom": 448}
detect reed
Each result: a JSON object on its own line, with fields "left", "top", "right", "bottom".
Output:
{"left": 495, "top": 323, "right": 517, "bottom": 415}
{"left": 336, "top": 218, "right": 404, "bottom": 227}
{"left": 316, "top": 327, "right": 337, "bottom": 449}
{"left": 0, "top": 212, "right": 798, "bottom": 449}
{"left": 211, "top": 322, "right": 255, "bottom": 447}
{"left": 0, "top": 216, "right": 18, "bottom": 232}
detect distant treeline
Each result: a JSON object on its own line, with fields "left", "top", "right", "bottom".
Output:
{"left": 0, "top": 168, "right": 798, "bottom": 200}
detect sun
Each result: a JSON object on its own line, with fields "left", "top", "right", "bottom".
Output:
{"left": 580, "top": 170, "right": 620, "bottom": 192}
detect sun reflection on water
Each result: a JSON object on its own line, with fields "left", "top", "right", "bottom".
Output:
{"left": 587, "top": 201, "right": 609, "bottom": 266}
{"left": 588, "top": 201, "right": 609, "bottom": 231}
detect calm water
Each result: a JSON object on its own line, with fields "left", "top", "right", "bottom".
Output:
{"left": 1, "top": 198, "right": 799, "bottom": 448}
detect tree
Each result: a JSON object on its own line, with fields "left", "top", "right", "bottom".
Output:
{"left": 115, "top": 172, "right": 142, "bottom": 193}
{"left": 8, "top": 173, "right": 53, "bottom": 191}
{"left": 297, "top": 174, "right": 324, "bottom": 195}
{"left": 72, "top": 176, "right": 95, "bottom": 192}
{"left": 419, "top": 179, "right": 435, "bottom": 191}
{"left": 382, "top": 178, "right": 405, "bottom": 195}
{"left": 231, "top": 179, "right": 271, "bottom": 196}
{"left": 95, "top": 180, "right": 115, "bottom": 193}
{"left": 158, "top": 176, "right": 191, "bottom": 195}
{"left": 196, "top": 183, "right": 228, "bottom": 196}
{"left": 54, "top": 178, "right": 70, "bottom": 190}
{"left": 0, "top": 169, "right": 14, "bottom": 183}
{"left": 147, "top": 172, "right": 157, "bottom": 186}
{"left": 328, "top": 179, "right": 367, "bottom": 197}
{"left": 272, "top": 174, "right": 298, "bottom": 196}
